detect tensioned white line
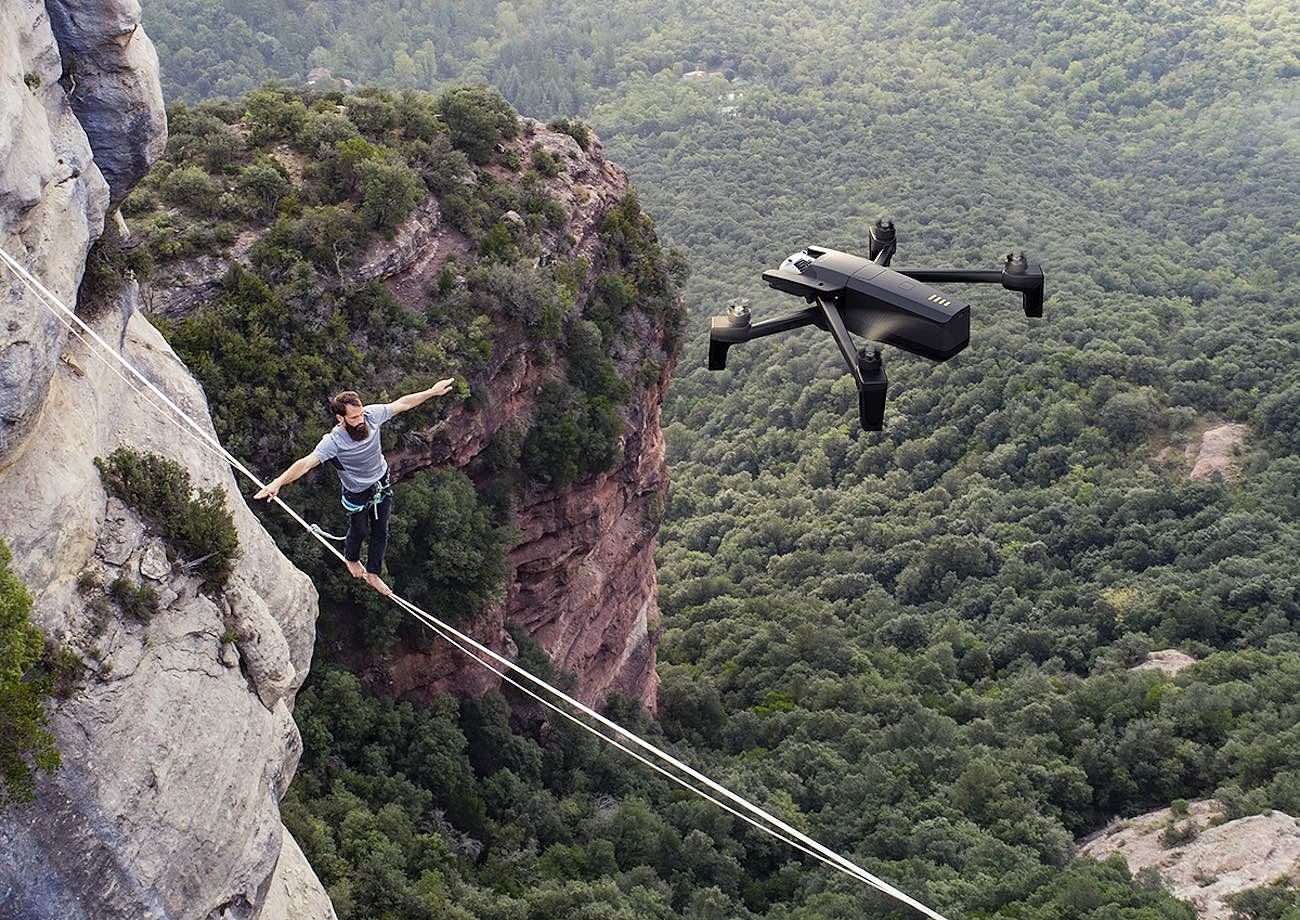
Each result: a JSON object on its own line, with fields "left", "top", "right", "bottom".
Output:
{"left": 0, "top": 246, "right": 951, "bottom": 920}
{"left": 21, "top": 270, "right": 891, "bottom": 889}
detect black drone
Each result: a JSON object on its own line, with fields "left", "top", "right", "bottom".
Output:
{"left": 708, "top": 219, "right": 1045, "bottom": 430}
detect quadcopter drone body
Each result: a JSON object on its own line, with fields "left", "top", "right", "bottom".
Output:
{"left": 708, "top": 220, "right": 1044, "bottom": 429}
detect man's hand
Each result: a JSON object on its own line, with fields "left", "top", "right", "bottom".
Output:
{"left": 393, "top": 378, "right": 458, "bottom": 415}
{"left": 253, "top": 478, "right": 282, "bottom": 501}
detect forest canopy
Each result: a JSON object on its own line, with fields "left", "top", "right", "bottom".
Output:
{"left": 134, "top": 0, "right": 1300, "bottom": 916}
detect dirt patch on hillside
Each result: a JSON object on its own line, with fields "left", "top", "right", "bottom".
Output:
{"left": 1132, "top": 649, "right": 1197, "bottom": 676}
{"left": 1080, "top": 799, "right": 1300, "bottom": 917}
{"left": 1190, "top": 423, "right": 1248, "bottom": 480}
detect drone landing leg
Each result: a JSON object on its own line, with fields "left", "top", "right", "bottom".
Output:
{"left": 814, "top": 295, "right": 866, "bottom": 388}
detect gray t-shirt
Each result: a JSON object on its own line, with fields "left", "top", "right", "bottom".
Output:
{"left": 312, "top": 403, "right": 394, "bottom": 493}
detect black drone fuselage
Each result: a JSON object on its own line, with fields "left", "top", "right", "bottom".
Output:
{"left": 760, "top": 247, "right": 971, "bottom": 360}
{"left": 707, "top": 233, "right": 1044, "bottom": 430}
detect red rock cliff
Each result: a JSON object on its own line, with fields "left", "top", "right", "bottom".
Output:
{"left": 144, "top": 117, "right": 679, "bottom": 713}
{"left": 369, "top": 121, "right": 677, "bottom": 713}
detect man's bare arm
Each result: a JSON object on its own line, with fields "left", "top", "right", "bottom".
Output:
{"left": 391, "top": 377, "right": 456, "bottom": 415}
{"left": 253, "top": 453, "right": 321, "bottom": 501}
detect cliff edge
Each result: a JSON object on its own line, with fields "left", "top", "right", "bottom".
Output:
{"left": 0, "top": 2, "right": 333, "bottom": 917}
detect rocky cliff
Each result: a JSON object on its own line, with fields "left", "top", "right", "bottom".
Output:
{"left": 380, "top": 125, "right": 673, "bottom": 713}
{"left": 146, "top": 118, "right": 677, "bottom": 713}
{"left": 0, "top": 2, "right": 332, "bottom": 918}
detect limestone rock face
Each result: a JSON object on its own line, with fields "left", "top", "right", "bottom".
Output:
{"left": 0, "top": 0, "right": 110, "bottom": 459}
{"left": 44, "top": 0, "right": 168, "bottom": 208}
{"left": 0, "top": 3, "right": 331, "bottom": 917}
{"left": 0, "top": 293, "right": 330, "bottom": 920}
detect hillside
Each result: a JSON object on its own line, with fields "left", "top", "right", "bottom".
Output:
{"left": 61, "top": 0, "right": 1300, "bottom": 916}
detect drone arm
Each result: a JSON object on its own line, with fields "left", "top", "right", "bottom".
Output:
{"left": 708, "top": 307, "right": 823, "bottom": 370}
{"left": 814, "top": 295, "right": 866, "bottom": 387}
{"left": 895, "top": 259, "right": 1045, "bottom": 317}
{"left": 893, "top": 269, "right": 1003, "bottom": 283}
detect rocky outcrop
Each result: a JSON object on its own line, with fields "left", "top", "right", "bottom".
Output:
{"left": 1132, "top": 648, "right": 1196, "bottom": 676}
{"left": 376, "top": 123, "right": 675, "bottom": 712}
{"left": 1080, "top": 799, "right": 1300, "bottom": 918}
{"left": 44, "top": 0, "right": 168, "bottom": 208}
{"left": 0, "top": 3, "right": 332, "bottom": 918}
{"left": 0, "top": 285, "right": 334, "bottom": 920}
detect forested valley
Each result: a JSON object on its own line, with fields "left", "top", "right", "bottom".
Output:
{"left": 131, "top": 1, "right": 1300, "bottom": 917}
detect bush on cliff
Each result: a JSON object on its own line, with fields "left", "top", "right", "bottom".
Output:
{"left": 0, "top": 540, "right": 60, "bottom": 807}
{"left": 385, "top": 468, "right": 515, "bottom": 620}
{"left": 436, "top": 85, "right": 519, "bottom": 165}
{"left": 94, "top": 448, "right": 240, "bottom": 592}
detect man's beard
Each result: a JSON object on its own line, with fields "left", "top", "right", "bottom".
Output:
{"left": 345, "top": 420, "right": 369, "bottom": 441}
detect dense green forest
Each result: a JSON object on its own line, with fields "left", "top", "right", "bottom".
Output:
{"left": 127, "top": 0, "right": 1300, "bottom": 917}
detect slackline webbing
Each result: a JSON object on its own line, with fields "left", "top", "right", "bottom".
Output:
{"left": 0, "top": 245, "right": 951, "bottom": 920}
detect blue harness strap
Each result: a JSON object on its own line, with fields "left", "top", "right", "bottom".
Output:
{"left": 340, "top": 473, "right": 391, "bottom": 519}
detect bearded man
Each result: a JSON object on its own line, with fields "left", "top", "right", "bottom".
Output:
{"left": 254, "top": 378, "right": 456, "bottom": 595}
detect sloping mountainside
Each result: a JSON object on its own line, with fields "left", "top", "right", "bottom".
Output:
{"left": 0, "top": 2, "right": 331, "bottom": 916}
{"left": 129, "top": 0, "right": 1300, "bottom": 917}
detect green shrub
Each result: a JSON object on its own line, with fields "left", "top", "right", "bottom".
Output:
{"left": 159, "top": 164, "right": 221, "bottom": 214}
{"left": 1159, "top": 818, "right": 1199, "bottom": 848}
{"left": 477, "top": 221, "right": 519, "bottom": 263}
{"left": 238, "top": 159, "right": 293, "bottom": 218}
{"left": 402, "top": 133, "right": 470, "bottom": 195}
{"left": 482, "top": 422, "right": 525, "bottom": 473}
{"left": 531, "top": 145, "right": 562, "bottom": 178}
{"left": 356, "top": 156, "right": 424, "bottom": 229}
{"left": 121, "top": 186, "right": 157, "bottom": 216}
{"left": 565, "top": 319, "right": 630, "bottom": 404}
{"left": 297, "top": 112, "right": 361, "bottom": 156}
{"left": 385, "top": 468, "right": 515, "bottom": 619}
{"left": 244, "top": 87, "right": 308, "bottom": 144}
{"left": 547, "top": 117, "right": 590, "bottom": 150}
{"left": 109, "top": 576, "right": 160, "bottom": 622}
{"left": 436, "top": 85, "right": 519, "bottom": 165}
{"left": 94, "top": 448, "right": 240, "bottom": 591}
{"left": 0, "top": 540, "right": 60, "bottom": 806}
{"left": 521, "top": 380, "right": 624, "bottom": 488}
{"left": 345, "top": 91, "right": 400, "bottom": 137}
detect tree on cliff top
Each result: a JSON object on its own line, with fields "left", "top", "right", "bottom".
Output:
{"left": 436, "top": 85, "right": 519, "bottom": 165}
{"left": 0, "top": 540, "right": 60, "bottom": 808}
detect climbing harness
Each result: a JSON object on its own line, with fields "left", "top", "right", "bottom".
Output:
{"left": 340, "top": 473, "right": 390, "bottom": 519}
{"left": 0, "top": 245, "right": 951, "bottom": 920}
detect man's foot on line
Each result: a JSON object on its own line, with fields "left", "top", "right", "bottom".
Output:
{"left": 364, "top": 572, "right": 393, "bottom": 597}
{"left": 345, "top": 559, "right": 365, "bottom": 579}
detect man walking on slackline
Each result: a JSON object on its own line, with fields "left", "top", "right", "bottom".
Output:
{"left": 254, "top": 378, "right": 456, "bottom": 595}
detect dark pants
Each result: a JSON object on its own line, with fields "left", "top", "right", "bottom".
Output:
{"left": 342, "top": 481, "right": 392, "bottom": 575}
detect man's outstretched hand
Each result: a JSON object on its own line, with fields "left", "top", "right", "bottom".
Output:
{"left": 253, "top": 479, "right": 281, "bottom": 501}
{"left": 431, "top": 377, "right": 456, "bottom": 397}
